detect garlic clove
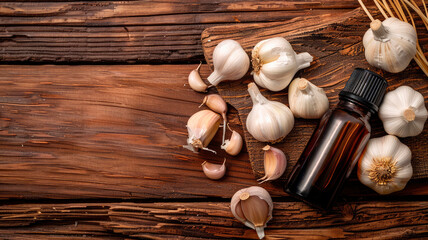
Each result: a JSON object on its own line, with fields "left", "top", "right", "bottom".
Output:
{"left": 199, "top": 94, "right": 228, "bottom": 144}
{"left": 221, "top": 129, "right": 243, "bottom": 156}
{"left": 258, "top": 145, "right": 287, "bottom": 184}
{"left": 183, "top": 110, "right": 221, "bottom": 153}
{"left": 188, "top": 62, "right": 210, "bottom": 92}
{"left": 230, "top": 186, "right": 273, "bottom": 239}
{"left": 288, "top": 78, "right": 329, "bottom": 119}
{"left": 207, "top": 39, "right": 250, "bottom": 86}
{"left": 379, "top": 86, "right": 427, "bottom": 137}
{"left": 358, "top": 135, "right": 413, "bottom": 195}
{"left": 363, "top": 18, "right": 417, "bottom": 73}
{"left": 246, "top": 82, "right": 294, "bottom": 143}
{"left": 201, "top": 159, "right": 226, "bottom": 180}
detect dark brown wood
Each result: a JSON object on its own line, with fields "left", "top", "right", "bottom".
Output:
{"left": 0, "top": 200, "right": 427, "bottom": 239}
{"left": 201, "top": 7, "right": 428, "bottom": 182}
{"left": 0, "top": 1, "right": 371, "bottom": 63}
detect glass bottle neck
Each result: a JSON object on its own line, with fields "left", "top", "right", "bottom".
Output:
{"left": 337, "top": 99, "right": 372, "bottom": 120}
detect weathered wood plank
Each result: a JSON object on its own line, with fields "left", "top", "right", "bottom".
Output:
{"left": 0, "top": 1, "right": 371, "bottom": 63}
{"left": 0, "top": 201, "right": 427, "bottom": 239}
{"left": 201, "top": 7, "right": 428, "bottom": 181}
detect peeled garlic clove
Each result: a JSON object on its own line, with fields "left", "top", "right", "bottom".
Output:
{"left": 188, "top": 62, "right": 210, "bottom": 92}
{"left": 201, "top": 159, "right": 226, "bottom": 180}
{"left": 207, "top": 39, "right": 250, "bottom": 86}
{"left": 358, "top": 135, "right": 413, "bottom": 195}
{"left": 251, "top": 37, "right": 313, "bottom": 91}
{"left": 246, "top": 82, "right": 294, "bottom": 143}
{"left": 183, "top": 110, "right": 221, "bottom": 153}
{"left": 363, "top": 18, "right": 417, "bottom": 73}
{"left": 230, "top": 186, "right": 273, "bottom": 239}
{"left": 200, "top": 94, "right": 228, "bottom": 144}
{"left": 379, "top": 86, "right": 427, "bottom": 137}
{"left": 221, "top": 130, "right": 243, "bottom": 156}
{"left": 258, "top": 145, "right": 287, "bottom": 184}
{"left": 288, "top": 78, "right": 329, "bottom": 119}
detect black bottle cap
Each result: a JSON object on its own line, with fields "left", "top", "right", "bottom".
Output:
{"left": 339, "top": 68, "right": 388, "bottom": 113}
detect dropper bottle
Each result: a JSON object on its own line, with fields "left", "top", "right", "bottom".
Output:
{"left": 285, "top": 68, "right": 387, "bottom": 210}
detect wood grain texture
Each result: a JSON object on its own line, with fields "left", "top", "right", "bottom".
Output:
{"left": 202, "top": 7, "right": 428, "bottom": 182}
{"left": 0, "top": 200, "right": 427, "bottom": 239}
{"left": 0, "top": 0, "right": 370, "bottom": 63}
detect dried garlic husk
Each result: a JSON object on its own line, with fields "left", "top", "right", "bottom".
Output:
{"left": 230, "top": 186, "right": 273, "bottom": 239}
{"left": 246, "top": 83, "right": 294, "bottom": 143}
{"left": 221, "top": 128, "right": 243, "bottom": 156}
{"left": 379, "top": 86, "right": 427, "bottom": 137}
{"left": 251, "top": 37, "right": 313, "bottom": 91}
{"left": 207, "top": 39, "right": 250, "bottom": 86}
{"left": 288, "top": 78, "right": 329, "bottom": 119}
{"left": 188, "top": 62, "right": 210, "bottom": 92}
{"left": 363, "top": 18, "right": 417, "bottom": 73}
{"left": 358, "top": 135, "right": 412, "bottom": 195}
{"left": 200, "top": 94, "right": 228, "bottom": 144}
{"left": 183, "top": 110, "right": 221, "bottom": 153}
{"left": 258, "top": 145, "right": 287, "bottom": 184}
{"left": 202, "top": 159, "right": 226, "bottom": 180}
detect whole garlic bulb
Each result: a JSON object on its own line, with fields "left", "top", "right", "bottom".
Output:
{"left": 379, "top": 86, "right": 427, "bottom": 137}
{"left": 230, "top": 186, "right": 273, "bottom": 239}
{"left": 207, "top": 39, "right": 250, "bottom": 86}
{"left": 288, "top": 78, "right": 329, "bottom": 119}
{"left": 246, "top": 83, "right": 294, "bottom": 143}
{"left": 358, "top": 135, "right": 412, "bottom": 195}
{"left": 251, "top": 37, "right": 313, "bottom": 91}
{"left": 363, "top": 18, "right": 417, "bottom": 73}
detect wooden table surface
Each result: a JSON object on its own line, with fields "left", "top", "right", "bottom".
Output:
{"left": 0, "top": 1, "right": 427, "bottom": 239}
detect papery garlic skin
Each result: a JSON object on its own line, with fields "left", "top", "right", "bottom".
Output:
{"left": 207, "top": 39, "right": 250, "bottom": 86}
{"left": 258, "top": 145, "right": 287, "bottom": 184}
{"left": 246, "top": 83, "right": 294, "bottom": 143}
{"left": 251, "top": 37, "right": 313, "bottom": 92}
{"left": 363, "top": 18, "right": 417, "bottom": 73}
{"left": 188, "top": 62, "right": 209, "bottom": 92}
{"left": 202, "top": 159, "right": 226, "bottom": 180}
{"left": 379, "top": 86, "right": 427, "bottom": 137}
{"left": 230, "top": 186, "right": 273, "bottom": 239}
{"left": 288, "top": 78, "right": 329, "bottom": 119}
{"left": 183, "top": 110, "right": 221, "bottom": 153}
{"left": 221, "top": 130, "right": 243, "bottom": 156}
{"left": 358, "top": 135, "right": 412, "bottom": 195}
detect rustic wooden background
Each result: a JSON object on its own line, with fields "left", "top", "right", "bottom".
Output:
{"left": 0, "top": 1, "right": 427, "bottom": 239}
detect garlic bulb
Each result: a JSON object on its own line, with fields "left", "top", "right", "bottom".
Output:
{"left": 358, "top": 135, "right": 413, "bottom": 195}
{"left": 230, "top": 186, "right": 273, "bottom": 239}
{"left": 183, "top": 110, "right": 221, "bottom": 153}
{"left": 363, "top": 18, "right": 417, "bottom": 73}
{"left": 188, "top": 62, "right": 210, "bottom": 92}
{"left": 251, "top": 37, "right": 313, "bottom": 92}
{"left": 288, "top": 78, "right": 329, "bottom": 119}
{"left": 379, "top": 86, "right": 427, "bottom": 137}
{"left": 258, "top": 145, "right": 287, "bottom": 184}
{"left": 200, "top": 94, "right": 228, "bottom": 144}
{"left": 246, "top": 83, "right": 294, "bottom": 143}
{"left": 207, "top": 39, "right": 250, "bottom": 86}
{"left": 221, "top": 128, "right": 243, "bottom": 156}
{"left": 201, "top": 159, "right": 226, "bottom": 180}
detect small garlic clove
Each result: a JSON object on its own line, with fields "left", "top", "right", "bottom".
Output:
{"left": 230, "top": 186, "right": 273, "bottom": 239}
{"left": 221, "top": 130, "right": 243, "bottom": 156}
{"left": 288, "top": 78, "right": 329, "bottom": 119}
{"left": 183, "top": 110, "right": 221, "bottom": 153}
{"left": 258, "top": 145, "right": 287, "bottom": 184}
{"left": 199, "top": 94, "right": 228, "bottom": 144}
{"left": 201, "top": 159, "right": 226, "bottom": 180}
{"left": 188, "top": 62, "right": 210, "bottom": 92}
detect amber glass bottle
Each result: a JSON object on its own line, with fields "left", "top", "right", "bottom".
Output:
{"left": 285, "top": 68, "right": 387, "bottom": 210}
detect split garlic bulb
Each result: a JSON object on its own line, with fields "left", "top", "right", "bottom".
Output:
{"left": 207, "top": 39, "right": 250, "bottom": 86}
{"left": 251, "top": 37, "right": 313, "bottom": 91}
{"left": 183, "top": 110, "right": 221, "bottom": 153}
{"left": 246, "top": 83, "right": 294, "bottom": 143}
{"left": 230, "top": 186, "right": 273, "bottom": 239}
{"left": 288, "top": 78, "right": 329, "bottom": 119}
{"left": 379, "top": 86, "right": 427, "bottom": 137}
{"left": 363, "top": 18, "right": 417, "bottom": 73}
{"left": 358, "top": 135, "right": 412, "bottom": 195}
